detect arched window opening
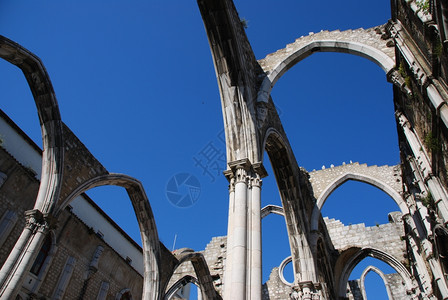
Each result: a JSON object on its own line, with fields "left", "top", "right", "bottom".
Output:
{"left": 120, "top": 291, "right": 132, "bottom": 300}
{"left": 30, "top": 234, "right": 52, "bottom": 275}
{"left": 321, "top": 180, "right": 400, "bottom": 226}
{"left": 116, "top": 288, "right": 133, "bottom": 300}
{"left": 363, "top": 271, "right": 389, "bottom": 299}
{"left": 348, "top": 257, "right": 398, "bottom": 300}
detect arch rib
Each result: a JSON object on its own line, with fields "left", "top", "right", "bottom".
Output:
{"left": 359, "top": 265, "right": 393, "bottom": 300}
{"left": 0, "top": 35, "right": 64, "bottom": 214}
{"left": 261, "top": 205, "right": 284, "bottom": 219}
{"left": 336, "top": 247, "right": 414, "bottom": 298}
{"left": 57, "top": 173, "right": 161, "bottom": 300}
{"left": 164, "top": 275, "right": 200, "bottom": 300}
{"left": 257, "top": 38, "right": 395, "bottom": 104}
{"left": 310, "top": 172, "right": 408, "bottom": 231}
{"left": 165, "top": 250, "right": 221, "bottom": 300}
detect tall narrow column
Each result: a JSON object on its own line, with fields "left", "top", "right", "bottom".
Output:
{"left": 224, "top": 160, "right": 266, "bottom": 300}
{"left": 229, "top": 166, "right": 249, "bottom": 300}
{"left": 223, "top": 177, "right": 235, "bottom": 299}
{"left": 249, "top": 174, "right": 262, "bottom": 300}
{"left": 0, "top": 210, "right": 53, "bottom": 299}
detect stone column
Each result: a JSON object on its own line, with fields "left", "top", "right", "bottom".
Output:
{"left": 223, "top": 176, "right": 235, "bottom": 299}
{"left": 249, "top": 174, "right": 262, "bottom": 300}
{"left": 229, "top": 165, "right": 249, "bottom": 300}
{"left": 0, "top": 210, "right": 53, "bottom": 299}
{"left": 224, "top": 159, "right": 265, "bottom": 300}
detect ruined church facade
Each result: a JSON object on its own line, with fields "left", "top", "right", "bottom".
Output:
{"left": 0, "top": 0, "right": 448, "bottom": 299}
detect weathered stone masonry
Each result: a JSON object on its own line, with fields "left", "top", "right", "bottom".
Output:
{"left": 2, "top": 0, "right": 448, "bottom": 299}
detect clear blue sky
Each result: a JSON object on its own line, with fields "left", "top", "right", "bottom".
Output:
{"left": 1, "top": 1, "right": 399, "bottom": 298}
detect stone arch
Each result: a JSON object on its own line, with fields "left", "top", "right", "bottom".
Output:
{"left": 310, "top": 167, "right": 407, "bottom": 231}
{"left": 335, "top": 247, "right": 413, "bottom": 298}
{"left": 0, "top": 35, "right": 64, "bottom": 214}
{"left": 261, "top": 205, "right": 284, "bottom": 219}
{"left": 263, "top": 127, "right": 317, "bottom": 283}
{"left": 115, "top": 288, "right": 132, "bottom": 300}
{"left": 256, "top": 28, "right": 395, "bottom": 103}
{"left": 163, "top": 249, "right": 220, "bottom": 300}
{"left": 278, "top": 256, "right": 294, "bottom": 286}
{"left": 57, "top": 173, "right": 161, "bottom": 300}
{"left": 164, "top": 275, "right": 200, "bottom": 300}
{"left": 359, "top": 265, "right": 393, "bottom": 300}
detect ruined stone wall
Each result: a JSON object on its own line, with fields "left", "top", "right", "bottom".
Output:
{"left": 323, "top": 217, "right": 406, "bottom": 263}
{"left": 309, "top": 163, "right": 402, "bottom": 204}
{"left": 0, "top": 145, "right": 144, "bottom": 299}
{"left": 393, "top": 0, "right": 448, "bottom": 191}
{"left": 261, "top": 267, "right": 291, "bottom": 300}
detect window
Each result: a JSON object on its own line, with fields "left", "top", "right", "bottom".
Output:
{"left": 30, "top": 235, "right": 51, "bottom": 275}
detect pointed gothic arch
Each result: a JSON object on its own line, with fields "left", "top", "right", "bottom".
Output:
{"left": 256, "top": 30, "right": 395, "bottom": 104}
{"left": 0, "top": 35, "right": 64, "bottom": 214}
{"left": 335, "top": 247, "right": 414, "bottom": 298}
{"left": 164, "top": 275, "right": 200, "bottom": 300}
{"left": 57, "top": 173, "right": 161, "bottom": 300}
{"left": 262, "top": 128, "right": 317, "bottom": 283}
{"left": 163, "top": 249, "right": 221, "bottom": 300}
{"left": 310, "top": 172, "right": 408, "bottom": 231}
{"left": 359, "top": 265, "right": 393, "bottom": 300}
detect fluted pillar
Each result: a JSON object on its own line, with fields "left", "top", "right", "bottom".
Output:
{"left": 224, "top": 177, "right": 235, "bottom": 299}
{"left": 0, "top": 210, "right": 53, "bottom": 299}
{"left": 230, "top": 165, "right": 249, "bottom": 300}
{"left": 249, "top": 174, "right": 262, "bottom": 300}
{"left": 224, "top": 159, "right": 265, "bottom": 300}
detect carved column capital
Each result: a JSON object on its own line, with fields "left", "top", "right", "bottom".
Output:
{"left": 234, "top": 167, "right": 249, "bottom": 184}
{"left": 25, "top": 209, "right": 42, "bottom": 231}
{"left": 251, "top": 173, "right": 263, "bottom": 188}
{"left": 227, "top": 159, "right": 267, "bottom": 186}
{"left": 24, "top": 209, "right": 56, "bottom": 233}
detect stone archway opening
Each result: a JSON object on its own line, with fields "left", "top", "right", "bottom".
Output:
{"left": 348, "top": 257, "right": 402, "bottom": 300}
{"left": 268, "top": 52, "right": 398, "bottom": 172}
{"left": 321, "top": 180, "right": 401, "bottom": 227}
{"left": 335, "top": 247, "right": 413, "bottom": 298}
{"left": 164, "top": 274, "right": 202, "bottom": 300}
